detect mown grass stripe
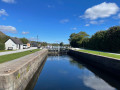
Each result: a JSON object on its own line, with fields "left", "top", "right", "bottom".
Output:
{"left": 78, "top": 49, "right": 120, "bottom": 60}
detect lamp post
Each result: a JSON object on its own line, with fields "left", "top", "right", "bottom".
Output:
{"left": 37, "top": 35, "right": 38, "bottom": 48}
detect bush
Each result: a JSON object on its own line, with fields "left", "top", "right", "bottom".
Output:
{"left": 20, "top": 38, "right": 29, "bottom": 44}
{"left": 0, "top": 43, "right": 5, "bottom": 50}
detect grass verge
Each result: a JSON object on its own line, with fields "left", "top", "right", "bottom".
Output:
{"left": 78, "top": 49, "right": 120, "bottom": 59}
{"left": 0, "top": 49, "right": 40, "bottom": 63}
{"left": 0, "top": 50, "right": 14, "bottom": 52}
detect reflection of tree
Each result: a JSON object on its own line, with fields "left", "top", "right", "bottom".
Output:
{"left": 69, "top": 59, "right": 85, "bottom": 69}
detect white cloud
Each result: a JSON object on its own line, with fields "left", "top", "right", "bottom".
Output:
{"left": 89, "top": 20, "right": 104, "bottom": 24}
{"left": 22, "top": 31, "right": 29, "bottom": 35}
{"left": 85, "top": 20, "right": 104, "bottom": 26}
{"left": 60, "top": 19, "right": 69, "bottom": 23}
{"left": 90, "top": 21, "right": 98, "bottom": 24}
{"left": 2, "top": 0, "right": 15, "bottom": 3}
{"left": 81, "top": 2, "right": 119, "bottom": 20}
{"left": 71, "top": 27, "right": 77, "bottom": 30}
{"left": 83, "top": 75, "right": 115, "bottom": 90}
{"left": 0, "top": 9, "right": 8, "bottom": 17}
{"left": 99, "top": 20, "right": 104, "bottom": 23}
{"left": 0, "top": 25, "right": 17, "bottom": 33}
{"left": 112, "top": 13, "right": 120, "bottom": 19}
{"left": 85, "top": 24, "right": 90, "bottom": 26}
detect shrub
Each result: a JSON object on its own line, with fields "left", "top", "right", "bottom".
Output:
{"left": 0, "top": 43, "right": 5, "bottom": 50}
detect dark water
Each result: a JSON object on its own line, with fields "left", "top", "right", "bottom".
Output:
{"left": 27, "top": 55, "right": 120, "bottom": 90}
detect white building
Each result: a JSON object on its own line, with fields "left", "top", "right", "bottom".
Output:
{"left": 5, "top": 38, "right": 23, "bottom": 50}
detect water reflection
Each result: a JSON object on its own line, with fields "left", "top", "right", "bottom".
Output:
{"left": 26, "top": 55, "right": 120, "bottom": 90}
{"left": 70, "top": 59, "right": 85, "bottom": 69}
{"left": 83, "top": 75, "right": 115, "bottom": 90}
{"left": 25, "top": 57, "right": 47, "bottom": 90}
{"left": 70, "top": 57, "right": 120, "bottom": 90}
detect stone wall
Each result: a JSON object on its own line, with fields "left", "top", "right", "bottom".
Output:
{"left": 68, "top": 49, "right": 120, "bottom": 77}
{"left": 0, "top": 49, "right": 48, "bottom": 90}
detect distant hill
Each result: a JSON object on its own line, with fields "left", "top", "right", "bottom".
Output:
{"left": 0, "top": 31, "right": 10, "bottom": 43}
{"left": 0, "top": 31, "right": 6, "bottom": 37}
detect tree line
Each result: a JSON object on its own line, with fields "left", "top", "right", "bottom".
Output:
{"left": 0, "top": 31, "right": 69, "bottom": 50}
{"left": 69, "top": 26, "right": 120, "bottom": 53}
{"left": 0, "top": 31, "right": 10, "bottom": 50}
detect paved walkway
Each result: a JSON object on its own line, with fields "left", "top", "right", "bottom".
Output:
{"left": 0, "top": 47, "right": 37, "bottom": 56}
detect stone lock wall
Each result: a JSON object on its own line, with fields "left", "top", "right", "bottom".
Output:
{"left": 68, "top": 49, "right": 120, "bottom": 77}
{"left": 0, "top": 49, "right": 48, "bottom": 90}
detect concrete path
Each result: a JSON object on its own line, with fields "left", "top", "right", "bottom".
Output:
{"left": 0, "top": 47, "right": 37, "bottom": 56}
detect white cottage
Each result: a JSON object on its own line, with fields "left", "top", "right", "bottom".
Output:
{"left": 5, "top": 38, "right": 23, "bottom": 50}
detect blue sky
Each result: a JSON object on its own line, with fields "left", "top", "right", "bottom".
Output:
{"left": 0, "top": 0, "right": 120, "bottom": 44}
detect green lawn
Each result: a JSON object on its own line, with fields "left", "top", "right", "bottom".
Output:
{"left": 78, "top": 49, "right": 120, "bottom": 59}
{"left": 0, "top": 50, "right": 14, "bottom": 52}
{"left": 0, "top": 49, "right": 40, "bottom": 63}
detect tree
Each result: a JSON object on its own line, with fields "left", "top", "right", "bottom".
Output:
{"left": 0, "top": 31, "right": 10, "bottom": 50}
{"left": 82, "top": 38, "right": 90, "bottom": 48}
{"left": 41, "top": 42, "right": 47, "bottom": 46}
{"left": 51, "top": 43, "right": 59, "bottom": 46}
{"left": 31, "top": 41, "right": 37, "bottom": 47}
{"left": 69, "top": 26, "right": 120, "bottom": 52}
{"left": 69, "top": 31, "right": 89, "bottom": 47}
{"left": 0, "top": 43, "right": 5, "bottom": 50}
{"left": 105, "top": 26, "right": 120, "bottom": 52}
{"left": 88, "top": 26, "right": 120, "bottom": 52}
{"left": 69, "top": 33, "right": 78, "bottom": 47}
{"left": 20, "top": 38, "right": 29, "bottom": 44}
{"left": 60, "top": 42, "right": 64, "bottom": 46}
{"left": 89, "top": 31, "right": 106, "bottom": 50}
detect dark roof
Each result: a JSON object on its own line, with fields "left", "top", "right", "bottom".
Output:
{"left": 11, "top": 37, "right": 23, "bottom": 44}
